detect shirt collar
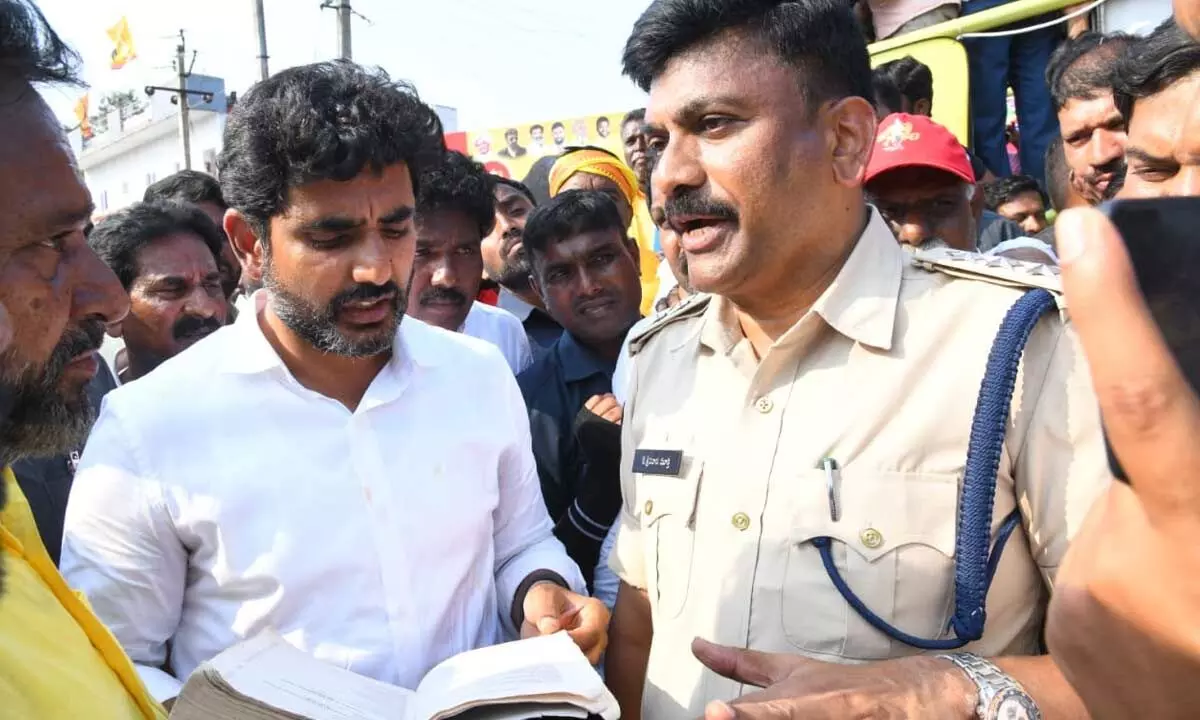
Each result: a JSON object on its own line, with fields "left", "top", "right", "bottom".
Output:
{"left": 497, "top": 288, "right": 535, "bottom": 322}
{"left": 221, "top": 290, "right": 442, "bottom": 380}
{"left": 554, "top": 331, "right": 615, "bottom": 383}
{"left": 699, "top": 207, "right": 901, "bottom": 353}
{"left": 809, "top": 207, "right": 902, "bottom": 351}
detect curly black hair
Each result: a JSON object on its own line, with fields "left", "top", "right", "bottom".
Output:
{"left": 217, "top": 60, "right": 445, "bottom": 239}
{"left": 0, "top": 0, "right": 81, "bottom": 89}
{"left": 416, "top": 151, "right": 496, "bottom": 240}
{"left": 88, "top": 201, "right": 228, "bottom": 290}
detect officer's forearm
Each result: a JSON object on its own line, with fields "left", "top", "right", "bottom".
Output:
{"left": 994, "top": 655, "right": 1090, "bottom": 719}
{"left": 605, "top": 582, "right": 653, "bottom": 720}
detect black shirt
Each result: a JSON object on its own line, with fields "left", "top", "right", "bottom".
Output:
{"left": 13, "top": 360, "right": 118, "bottom": 564}
{"left": 517, "top": 332, "right": 619, "bottom": 584}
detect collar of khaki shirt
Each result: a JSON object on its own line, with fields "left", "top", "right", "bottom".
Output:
{"left": 696, "top": 209, "right": 903, "bottom": 356}
{"left": 0, "top": 468, "right": 165, "bottom": 719}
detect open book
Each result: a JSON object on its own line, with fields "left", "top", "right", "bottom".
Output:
{"left": 168, "top": 630, "right": 619, "bottom": 720}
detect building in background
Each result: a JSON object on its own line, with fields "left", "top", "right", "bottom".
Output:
{"left": 73, "top": 71, "right": 458, "bottom": 219}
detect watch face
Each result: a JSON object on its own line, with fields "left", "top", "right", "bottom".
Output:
{"left": 988, "top": 688, "right": 1040, "bottom": 720}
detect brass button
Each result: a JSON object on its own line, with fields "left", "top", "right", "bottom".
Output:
{"left": 731, "top": 512, "right": 751, "bottom": 531}
{"left": 644, "top": 500, "right": 654, "bottom": 515}
{"left": 754, "top": 396, "right": 774, "bottom": 414}
{"left": 860, "top": 528, "right": 884, "bottom": 549}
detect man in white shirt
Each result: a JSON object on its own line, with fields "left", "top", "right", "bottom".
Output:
{"left": 407, "top": 150, "right": 532, "bottom": 373}
{"left": 60, "top": 61, "right": 607, "bottom": 702}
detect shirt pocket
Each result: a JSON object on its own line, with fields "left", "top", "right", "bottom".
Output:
{"left": 634, "top": 461, "right": 703, "bottom": 621}
{"left": 780, "top": 470, "right": 959, "bottom": 659}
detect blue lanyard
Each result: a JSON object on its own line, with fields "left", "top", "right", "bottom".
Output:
{"left": 815, "top": 288, "right": 1056, "bottom": 650}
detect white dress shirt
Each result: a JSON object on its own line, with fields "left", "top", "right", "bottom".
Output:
{"left": 61, "top": 294, "right": 584, "bottom": 699}
{"left": 460, "top": 301, "right": 533, "bottom": 374}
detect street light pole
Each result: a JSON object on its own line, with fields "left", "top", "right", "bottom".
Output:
{"left": 337, "top": 0, "right": 352, "bottom": 60}
{"left": 254, "top": 0, "right": 270, "bottom": 80}
{"left": 176, "top": 30, "right": 192, "bottom": 170}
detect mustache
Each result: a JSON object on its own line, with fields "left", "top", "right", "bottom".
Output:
{"left": 329, "top": 281, "right": 402, "bottom": 316}
{"left": 662, "top": 189, "right": 739, "bottom": 227}
{"left": 54, "top": 319, "right": 106, "bottom": 366}
{"left": 419, "top": 285, "right": 468, "bottom": 307}
{"left": 420, "top": 285, "right": 467, "bottom": 306}
{"left": 172, "top": 315, "right": 222, "bottom": 341}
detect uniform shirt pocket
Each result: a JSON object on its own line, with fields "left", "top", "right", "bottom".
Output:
{"left": 779, "top": 470, "right": 959, "bottom": 659}
{"left": 635, "top": 462, "right": 703, "bottom": 621}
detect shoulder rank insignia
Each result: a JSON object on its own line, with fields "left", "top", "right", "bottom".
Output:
{"left": 911, "top": 247, "right": 1063, "bottom": 296}
{"left": 628, "top": 292, "right": 712, "bottom": 356}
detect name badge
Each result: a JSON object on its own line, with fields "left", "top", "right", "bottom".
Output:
{"left": 632, "top": 449, "right": 684, "bottom": 476}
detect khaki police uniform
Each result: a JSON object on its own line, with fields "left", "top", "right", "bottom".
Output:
{"left": 608, "top": 209, "right": 1109, "bottom": 720}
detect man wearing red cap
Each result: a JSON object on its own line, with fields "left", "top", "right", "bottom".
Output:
{"left": 865, "top": 113, "right": 983, "bottom": 253}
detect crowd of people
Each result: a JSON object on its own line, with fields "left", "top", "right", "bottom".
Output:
{"left": 3, "top": 0, "right": 1200, "bottom": 718}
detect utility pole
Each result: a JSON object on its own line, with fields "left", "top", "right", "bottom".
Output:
{"left": 254, "top": 0, "right": 270, "bottom": 80}
{"left": 176, "top": 30, "right": 191, "bottom": 170}
{"left": 336, "top": 0, "right": 352, "bottom": 60}
{"left": 145, "top": 30, "right": 214, "bottom": 172}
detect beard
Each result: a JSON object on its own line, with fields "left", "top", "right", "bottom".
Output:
{"left": 263, "top": 256, "right": 407, "bottom": 358}
{"left": 0, "top": 319, "right": 105, "bottom": 467}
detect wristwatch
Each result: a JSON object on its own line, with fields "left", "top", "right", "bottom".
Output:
{"left": 936, "top": 653, "right": 1042, "bottom": 720}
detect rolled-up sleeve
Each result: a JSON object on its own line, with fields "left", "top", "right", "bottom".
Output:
{"left": 60, "top": 398, "right": 188, "bottom": 697}
{"left": 492, "top": 362, "right": 585, "bottom": 636}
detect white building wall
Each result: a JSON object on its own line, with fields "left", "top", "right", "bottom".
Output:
{"left": 81, "top": 112, "right": 225, "bottom": 215}
{"left": 1099, "top": 0, "right": 1171, "bottom": 35}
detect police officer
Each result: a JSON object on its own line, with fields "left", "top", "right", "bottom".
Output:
{"left": 604, "top": 2, "right": 1108, "bottom": 720}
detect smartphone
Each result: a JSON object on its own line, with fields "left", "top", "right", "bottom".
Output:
{"left": 1101, "top": 197, "right": 1200, "bottom": 482}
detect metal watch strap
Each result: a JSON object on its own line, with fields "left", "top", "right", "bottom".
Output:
{"left": 936, "top": 652, "right": 1042, "bottom": 720}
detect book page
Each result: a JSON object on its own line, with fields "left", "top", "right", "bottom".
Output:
{"left": 413, "top": 633, "right": 616, "bottom": 720}
{"left": 207, "top": 631, "right": 414, "bottom": 720}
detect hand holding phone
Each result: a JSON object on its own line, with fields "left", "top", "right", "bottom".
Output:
{"left": 1045, "top": 204, "right": 1200, "bottom": 719}
{"left": 1099, "top": 197, "right": 1200, "bottom": 482}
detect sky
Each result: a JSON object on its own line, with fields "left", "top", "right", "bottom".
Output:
{"left": 37, "top": 0, "right": 650, "bottom": 131}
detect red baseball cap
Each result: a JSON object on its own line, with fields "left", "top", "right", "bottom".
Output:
{"left": 865, "top": 113, "right": 976, "bottom": 186}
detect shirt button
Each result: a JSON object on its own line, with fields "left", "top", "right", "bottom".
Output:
{"left": 860, "top": 528, "right": 884, "bottom": 549}
{"left": 754, "top": 396, "right": 774, "bottom": 414}
{"left": 731, "top": 512, "right": 751, "bottom": 531}
{"left": 644, "top": 500, "right": 654, "bottom": 515}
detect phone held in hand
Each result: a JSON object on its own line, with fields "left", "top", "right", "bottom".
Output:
{"left": 1101, "top": 197, "right": 1200, "bottom": 483}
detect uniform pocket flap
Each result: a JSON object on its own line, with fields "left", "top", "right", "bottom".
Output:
{"left": 636, "top": 473, "right": 702, "bottom": 527}
{"left": 790, "top": 470, "right": 960, "bottom": 562}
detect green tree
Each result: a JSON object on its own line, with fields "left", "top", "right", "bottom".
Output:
{"left": 90, "top": 89, "right": 147, "bottom": 134}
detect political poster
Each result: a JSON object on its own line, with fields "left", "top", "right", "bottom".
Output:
{"left": 445, "top": 111, "right": 632, "bottom": 181}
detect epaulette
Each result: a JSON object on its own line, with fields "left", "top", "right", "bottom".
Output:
{"left": 910, "top": 247, "right": 1063, "bottom": 296}
{"left": 628, "top": 292, "right": 712, "bottom": 356}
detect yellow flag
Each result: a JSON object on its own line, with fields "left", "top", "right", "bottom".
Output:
{"left": 74, "top": 94, "right": 92, "bottom": 139}
{"left": 107, "top": 17, "right": 136, "bottom": 70}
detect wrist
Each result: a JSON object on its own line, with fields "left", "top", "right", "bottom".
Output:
{"left": 511, "top": 570, "right": 569, "bottom": 628}
{"left": 926, "top": 655, "right": 980, "bottom": 719}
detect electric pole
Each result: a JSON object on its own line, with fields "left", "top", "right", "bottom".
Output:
{"left": 144, "top": 30, "right": 214, "bottom": 172}
{"left": 254, "top": 0, "right": 270, "bottom": 80}
{"left": 176, "top": 30, "right": 192, "bottom": 170}
{"left": 337, "top": 0, "right": 352, "bottom": 60}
